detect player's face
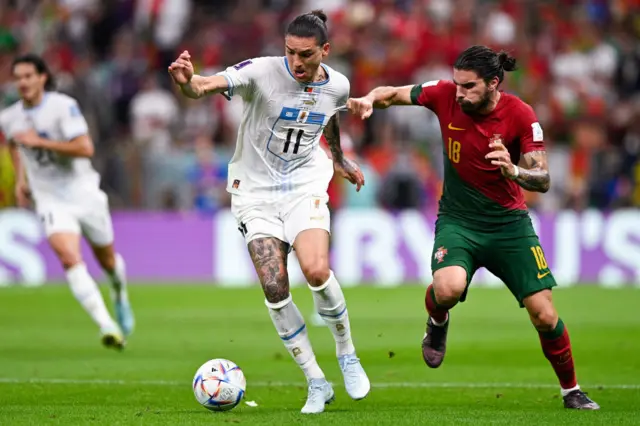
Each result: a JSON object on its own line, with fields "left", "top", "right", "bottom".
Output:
{"left": 285, "top": 35, "right": 329, "bottom": 83}
{"left": 453, "top": 69, "right": 497, "bottom": 114}
{"left": 13, "top": 63, "right": 46, "bottom": 103}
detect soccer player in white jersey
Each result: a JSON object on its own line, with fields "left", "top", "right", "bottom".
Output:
{"left": 168, "top": 10, "right": 370, "bottom": 414}
{"left": 1, "top": 54, "right": 134, "bottom": 350}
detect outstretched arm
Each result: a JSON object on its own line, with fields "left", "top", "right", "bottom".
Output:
{"left": 346, "top": 85, "right": 414, "bottom": 119}
{"left": 178, "top": 75, "right": 230, "bottom": 100}
{"left": 514, "top": 150, "right": 551, "bottom": 193}
{"left": 168, "top": 50, "right": 229, "bottom": 99}
{"left": 323, "top": 114, "right": 365, "bottom": 191}
{"left": 364, "top": 85, "right": 415, "bottom": 109}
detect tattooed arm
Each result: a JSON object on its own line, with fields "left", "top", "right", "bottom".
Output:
{"left": 323, "top": 114, "right": 344, "bottom": 164}
{"left": 323, "top": 114, "right": 365, "bottom": 191}
{"left": 514, "top": 150, "right": 551, "bottom": 193}
{"left": 486, "top": 140, "right": 551, "bottom": 193}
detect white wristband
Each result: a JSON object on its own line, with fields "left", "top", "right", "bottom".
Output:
{"left": 511, "top": 165, "right": 519, "bottom": 179}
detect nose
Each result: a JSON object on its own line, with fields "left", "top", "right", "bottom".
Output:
{"left": 456, "top": 86, "right": 466, "bottom": 99}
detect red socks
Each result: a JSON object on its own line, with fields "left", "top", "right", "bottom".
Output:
{"left": 538, "top": 319, "right": 577, "bottom": 389}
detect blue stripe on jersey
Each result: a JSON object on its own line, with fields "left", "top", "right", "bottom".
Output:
{"left": 278, "top": 107, "right": 326, "bottom": 124}
{"left": 307, "top": 112, "right": 324, "bottom": 125}
{"left": 279, "top": 107, "right": 299, "bottom": 120}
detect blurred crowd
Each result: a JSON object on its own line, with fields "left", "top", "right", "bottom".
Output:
{"left": 0, "top": 0, "right": 639, "bottom": 214}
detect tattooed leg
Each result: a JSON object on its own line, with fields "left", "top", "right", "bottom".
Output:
{"left": 248, "top": 237, "right": 326, "bottom": 385}
{"left": 248, "top": 237, "right": 290, "bottom": 303}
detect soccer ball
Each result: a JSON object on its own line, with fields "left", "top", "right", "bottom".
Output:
{"left": 192, "top": 358, "right": 246, "bottom": 412}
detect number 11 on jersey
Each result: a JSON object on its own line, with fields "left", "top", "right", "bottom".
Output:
{"left": 284, "top": 129, "right": 304, "bottom": 154}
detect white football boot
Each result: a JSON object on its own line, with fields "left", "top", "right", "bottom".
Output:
{"left": 100, "top": 325, "right": 125, "bottom": 351}
{"left": 339, "top": 353, "right": 370, "bottom": 400}
{"left": 300, "top": 378, "right": 335, "bottom": 414}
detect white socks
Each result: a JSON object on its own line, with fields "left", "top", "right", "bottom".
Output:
{"left": 106, "top": 253, "right": 128, "bottom": 301}
{"left": 309, "top": 271, "right": 355, "bottom": 357}
{"left": 66, "top": 263, "right": 116, "bottom": 331}
{"left": 266, "top": 295, "right": 324, "bottom": 381}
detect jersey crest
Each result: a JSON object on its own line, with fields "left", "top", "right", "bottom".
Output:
{"left": 434, "top": 246, "right": 448, "bottom": 264}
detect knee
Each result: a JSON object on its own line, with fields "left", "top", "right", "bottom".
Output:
{"left": 58, "top": 251, "right": 82, "bottom": 270}
{"left": 433, "top": 283, "right": 463, "bottom": 306}
{"left": 433, "top": 268, "right": 467, "bottom": 305}
{"left": 529, "top": 306, "right": 558, "bottom": 331}
{"left": 302, "top": 263, "right": 330, "bottom": 287}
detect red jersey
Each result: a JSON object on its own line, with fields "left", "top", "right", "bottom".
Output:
{"left": 410, "top": 80, "right": 546, "bottom": 225}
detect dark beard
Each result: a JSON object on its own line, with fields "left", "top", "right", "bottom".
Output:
{"left": 459, "top": 92, "right": 492, "bottom": 115}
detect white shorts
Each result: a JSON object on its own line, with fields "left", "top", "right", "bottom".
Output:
{"left": 231, "top": 193, "right": 331, "bottom": 247}
{"left": 35, "top": 190, "right": 114, "bottom": 247}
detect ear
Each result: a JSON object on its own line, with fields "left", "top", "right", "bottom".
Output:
{"left": 488, "top": 76, "right": 500, "bottom": 92}
{"left": 322, "top": 42, "right": 330, "bottom": 57}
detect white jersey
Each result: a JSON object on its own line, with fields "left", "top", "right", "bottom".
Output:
{"left": 218, "top": 56, "right": 350, "bottom": 199}
{"left": 0, "top": 92, "right": 100, "bottom": 203}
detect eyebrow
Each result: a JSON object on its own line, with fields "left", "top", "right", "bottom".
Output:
{"left": 286, "top": 46, "right": 313, "bottom": 54}
{"left": 452, "top": 79, "right": 476, "bottom": 87}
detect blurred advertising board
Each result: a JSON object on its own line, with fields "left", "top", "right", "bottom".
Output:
{"left": 1, "top": 208, "right": 639, "bottom": 287}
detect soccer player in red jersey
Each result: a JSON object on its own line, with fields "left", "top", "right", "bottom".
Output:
{"left": 346, "top": 45, "right": 599, "bottom": 410}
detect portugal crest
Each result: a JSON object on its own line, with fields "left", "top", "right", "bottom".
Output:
{"left": 434, "top": 246, "right": 448, "bottom": 264}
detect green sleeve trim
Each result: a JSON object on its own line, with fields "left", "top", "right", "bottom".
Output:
{"left": 410, "top": 84, "right": 422, "bottom": 105}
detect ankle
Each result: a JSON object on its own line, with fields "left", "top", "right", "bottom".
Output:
{"left": 431, "top": 313, "right": 448, "bottom": 326}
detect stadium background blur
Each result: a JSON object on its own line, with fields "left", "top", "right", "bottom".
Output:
{"left": 0, "top": 0, "right": 639, "bottom": 288}
{"left": 0, "top": 0, "right": 639, "bottom": 213}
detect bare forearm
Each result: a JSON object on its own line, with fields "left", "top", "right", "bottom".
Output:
{"left": 365, "top": 85, "right": 412, "bottom": 109}
{"left": 514, "top": 151, "right": 550, "bottom": 193}
{"left": 179, "top": 75, "right": 228, "bottom": 99}
{"left": 38, "top": 137, "right": 94, "bottom": 158}
{"left": 323, "top": 114, "right": 343, "bottom": 163}
{"left": 514, "top": 167, "right": 550, "bottom": 192}
{"left": 366, "top": 87, "right": 400, "bottom": 109}
{"left": 179, "top": 75, "right": 205, "bottom": 99}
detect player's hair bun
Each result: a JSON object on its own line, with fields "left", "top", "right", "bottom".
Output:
{"left": 310, "top": 9, "right": 328, "bottom": 25}
{"left": 498, "top": 51, "right": 517, "bottom": 72}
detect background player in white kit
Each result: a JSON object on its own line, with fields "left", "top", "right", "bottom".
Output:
{"left": 1, "top": 54, "right": 134, "bottom": 350}
{"left": 168, "top": 10, "right": 370, "bottom": 414}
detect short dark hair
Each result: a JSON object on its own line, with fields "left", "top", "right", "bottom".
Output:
{"left": 285, "top": 9, "right": 329, "bottom": 46}
{"left": 454, "top": 45, "right": 517, "bottom": 85}
{"left": 11, "top": 53, "right": 56, "bottom": 91}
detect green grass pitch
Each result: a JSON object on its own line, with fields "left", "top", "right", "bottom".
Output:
{"left": 1, "top": 284, "right": 639, "bottom": 425}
